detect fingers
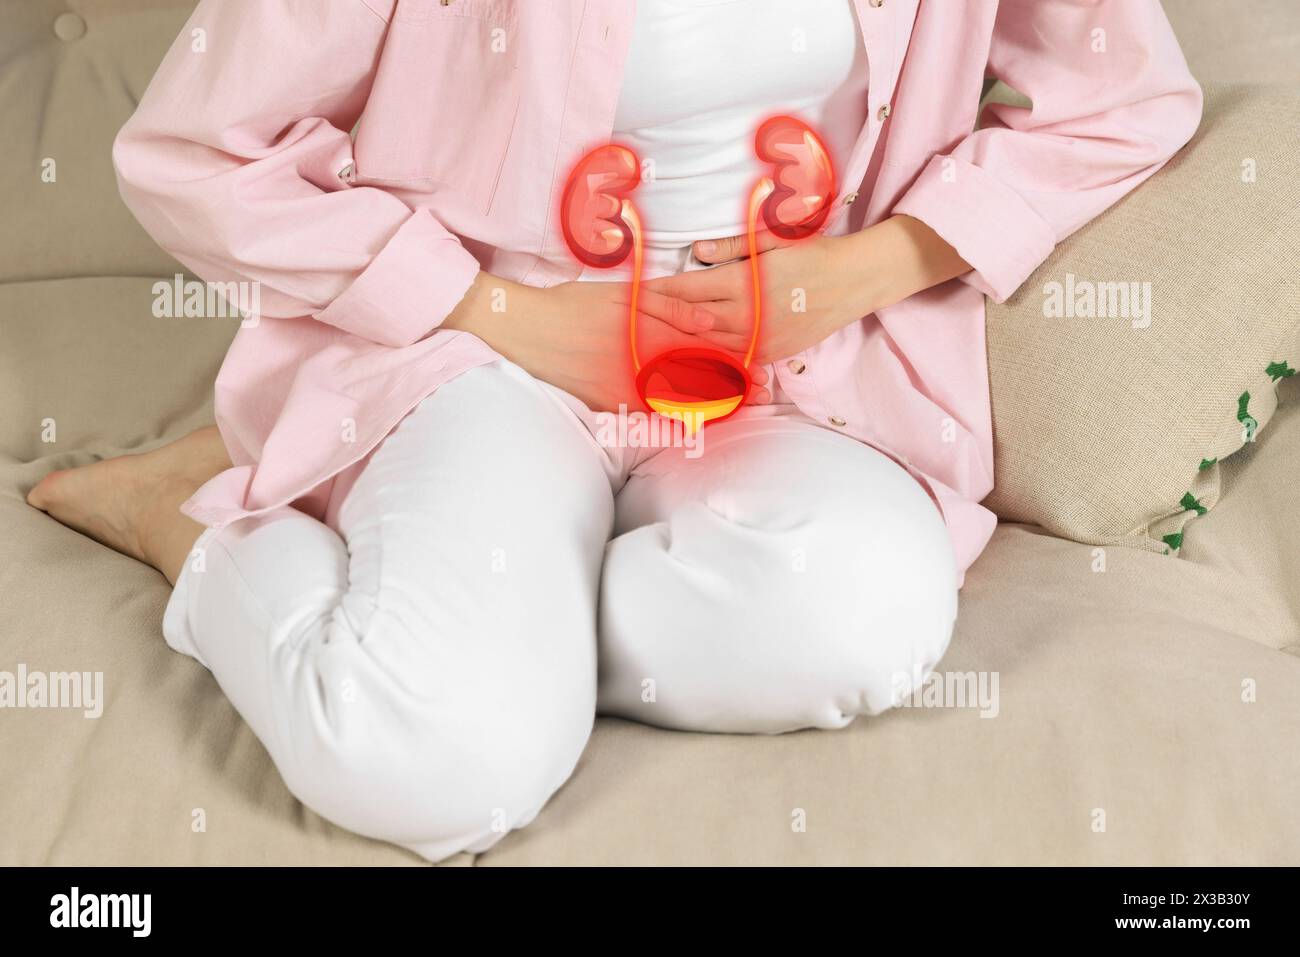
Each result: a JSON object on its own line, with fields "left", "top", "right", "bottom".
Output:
{"left": 642, "top": 265, "right": 736, "bottom": 303}
{"left": 637, "top": 288, "right": 715, "bottom": 333}
{"left": 691, "top": 234, "right": 748, "bottom": 264}
{"left": 638, "top": 278, "right": 751, "bottom": 338}
{"left": 692, "top": 228, "right": 787, "bottom": 264}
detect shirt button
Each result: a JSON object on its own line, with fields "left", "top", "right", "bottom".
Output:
{"left": 786, "top": 359, "right": 806, "bottom": 375}
{"left": 843, "top": 191, "right": 859, "bottom": 205}
{"left": 870, "top": 0, "right": 885, "bottom": 7}
{"left": 829, "top": 415, "right": 847, "bottom": 427}
{"left": 877, "top": 104, "right": 892, "bottom": 122}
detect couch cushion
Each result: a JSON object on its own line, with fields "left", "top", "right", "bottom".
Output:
{"left": 0, "top": 0, "right": 195, "bottom": 283}
{"left": 985, "top": 82, "right": 1300, "bottom": 554}
{"left": 1163, "top": 0, "right": 1300, "bottom": 85}
{"left": 0, "top": 277, "right": 234, "bottom": 461}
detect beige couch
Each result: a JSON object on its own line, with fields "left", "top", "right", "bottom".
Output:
{"left": 2, "top": 0, "right": 1297, "bottom": 865}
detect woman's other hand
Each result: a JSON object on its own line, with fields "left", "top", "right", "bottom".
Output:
{"left": 638, "top": 215, "right": 972, "bottom": 366}
{"left": 640, "top": 231, "right": 862, "bottom": 366}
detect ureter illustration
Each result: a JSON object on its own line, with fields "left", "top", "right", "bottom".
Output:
{"left": 560, "top": 115, "right": 833, "bottom": 435}
{"left": 744, "top": 177, "right": 775, "bottom": 369}
{"left": 623, "top": 199, "right": 645, "bottom": 373}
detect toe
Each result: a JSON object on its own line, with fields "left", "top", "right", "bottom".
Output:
{"left": 26, "top": 472, "right": 60, "bottom": 510}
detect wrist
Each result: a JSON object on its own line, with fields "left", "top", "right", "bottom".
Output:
{"left": 833, "top": 214, "right": 972, "bottom": 315}
{"left": 441, "top": 270, "right": 492, "bottom": 336}
{"left": 442, "top": 271, "right": 535, "bottom": 348}
{"left": 827, "top": 228, "right": 891, "bottom": 322}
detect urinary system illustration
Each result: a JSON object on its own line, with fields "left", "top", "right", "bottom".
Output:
{"left": 560, "top": 115, "right": 835, "bottom": 433}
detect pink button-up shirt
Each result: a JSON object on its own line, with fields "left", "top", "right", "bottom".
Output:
{"left": 113, "top": 0, "right": 1201, "bottom": 585}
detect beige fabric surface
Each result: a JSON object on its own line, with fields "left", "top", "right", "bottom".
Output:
{"left": 1, "top": 0, "right": 190, "bottom": 284}
{"left": 2, "top": 0, "right": 1298, "bottom": 866}
{"left": 985, "top": 82, "right": 1300, "bottom": 553}
{"left": 1165, "top": 0, "right": 1300, "bottom": 85}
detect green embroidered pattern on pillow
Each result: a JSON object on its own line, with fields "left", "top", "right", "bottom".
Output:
{"left": 1266, "top": 360, "right": 1295, "bottom": 382}
{"left": 1170, "top": 356, "right": 1295, "bottom": 554}
{"left": 1236, "top": 391, "right": 1258, "bottom": 442}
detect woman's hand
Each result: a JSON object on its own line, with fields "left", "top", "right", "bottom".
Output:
{"left": 640, "top": 232, "right": 869, "bottom": 366}
{"left": 442, "top": 274, "right": 771, "bottom": 413}
{"left": 640, "top": 215, "right": 973, "bottom": 366}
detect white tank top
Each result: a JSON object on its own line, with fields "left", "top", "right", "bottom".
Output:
{"left": 610, "top": 0, "right": 870, "bottom": 251}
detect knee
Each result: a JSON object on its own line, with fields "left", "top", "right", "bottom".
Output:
{"left": 793, "top": 484, "right": 959, "bottom": 722}
{"left": 272, "top": 644, "right": 595, "bottom": 862}
{"left": 601, "top": 474, "right": 958, "bottom": 733}
{"left": 805, "top": 549, "right": 957, "bottom": 723}
{"left": 737, "top": 475, "right": 959, "bottom": 729}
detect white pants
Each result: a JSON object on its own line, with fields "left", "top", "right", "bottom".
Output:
{"left": 163, "top": 359, "right": 958, "bottom": 861}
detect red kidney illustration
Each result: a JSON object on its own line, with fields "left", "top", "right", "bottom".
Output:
{"left": 560, "top": 144, "right": 642, "bottom": 269}
{"left": 754, "top": 115, "right": 835, "bottom": 240}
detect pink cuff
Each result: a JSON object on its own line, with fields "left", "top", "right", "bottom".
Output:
{"left": 314, "top": 207, "right": 480, "bottom": 347}
{"left": 892, "top": 154, "right": 1057, "bottom": 304}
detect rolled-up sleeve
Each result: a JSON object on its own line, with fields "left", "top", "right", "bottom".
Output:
{"left": 893, "top": 0, "right": 1203, "bottom": 303}
{"left": 112, "top": 0, "right": 480, "bottom": 347}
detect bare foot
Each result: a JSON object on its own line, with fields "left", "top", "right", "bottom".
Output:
{"left": 26, "top": 426, "right": 231, "bottom": 573}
